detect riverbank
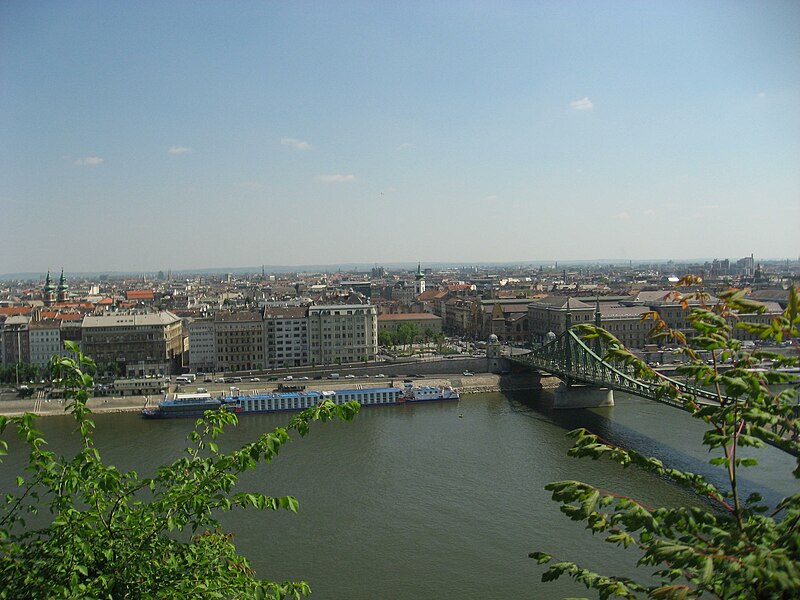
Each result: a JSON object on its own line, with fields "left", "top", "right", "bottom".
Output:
{"left": 0, "top": 372, "right": 556, "bottom": 418}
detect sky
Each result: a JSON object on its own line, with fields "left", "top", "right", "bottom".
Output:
{"left": 1, "top": 1, "right": 799, "bottom": 274}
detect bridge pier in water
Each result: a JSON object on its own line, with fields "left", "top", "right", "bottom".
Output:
{"left": 553, "top": 382, "right": 614, "bottom": 409}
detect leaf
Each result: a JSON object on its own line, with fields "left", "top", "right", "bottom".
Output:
{"left": 529, "top": 551, "right": 552, "bottom": 564}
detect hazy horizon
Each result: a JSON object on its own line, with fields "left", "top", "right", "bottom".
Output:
{"left": 2, "top": 254, "right": 797, "bottom": 282}
{"left": 2, "top": 2, "right": 799, "bottom": 274}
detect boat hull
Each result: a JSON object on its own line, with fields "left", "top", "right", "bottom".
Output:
{"left": 142, "top": 384, "right": 458, "bottom": 419}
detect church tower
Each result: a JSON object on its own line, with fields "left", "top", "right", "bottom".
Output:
{"left": 56, "top": 268, "right": 70, "bottom": 302}
{"left": 43, "top": 271, "right": 56, "bottom": 305}
{"left": 414, "top": 263, "right": 426, "bottom": 296}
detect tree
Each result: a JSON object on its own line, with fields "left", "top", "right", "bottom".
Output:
{"left": 532, "top": 282, "right": 800, "bottom": 599}
{"left": 378, "top": 330, "right": 396, "bottom": 348}
{"left": 396, "top": 323, "right": 419, "bottom": 349}
{"left": 0, "top": 342, "right": 360, "bottom": 599}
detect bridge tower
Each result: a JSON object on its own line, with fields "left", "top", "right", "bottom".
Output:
{"left": 553, "top": 307, "right": 614, "bottom": 409}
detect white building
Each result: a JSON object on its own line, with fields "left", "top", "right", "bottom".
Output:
{"left": 263, "top": 306, "right": 308, "bottom": 369}
{"left": 187, "top": 318, "right": 216, "bottom": 372}
{"left": 28, "top": 319, "right": 63, "bottom": 370}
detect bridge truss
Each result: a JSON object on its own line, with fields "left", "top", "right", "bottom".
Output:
{"left": 510, "top": 327, "right": 798, "bottom": 455}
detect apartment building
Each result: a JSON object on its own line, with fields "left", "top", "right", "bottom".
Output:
{"left": 263, "top": 306, "right": 308, "bottom": 369}
{"left": 1, "top": 315, "right": 31, "bottom": 366}
{"left": 187, "top": 317, "right": 216, "bottom": 372}
{"left": 28, "top": 319, "right": 64, "bottom": 369}
{"left": 214, "top": 311, "right": 264, "bottom": 372}
{"left": 81, "top": 311, "right": 184, "bottom": 376}
{"left": 307, "top": 304, "right": 377, "bottom": 366}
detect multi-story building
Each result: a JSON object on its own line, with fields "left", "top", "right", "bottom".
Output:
{"left": 263, "top": 306, "right": 308, "bottom": 369}
{"left": 377, "top": 312, "right": 442, "bottom": 339}
{"left": 1, "top": 315, "right": 31, "bottom": 366}
{"left": 595, "top": 305, "right": 652, "bottom": 349}
{"left": 28, "top": 319, "right": 63, "bottom": 369}
{"left": 81, "top": 311, "right": 184, "bottom": 376}
{"left": 307, "top": 304, "right": 377, "bottom": 366}
{"left": 214, "top": 311, "right": 264, "bottom": 372}
{"left": 528, "top": 297, "right": 595, "bottom": 344}
{"left": 187, "top": 317, "right": 216, "bottom": 372}
{"left": 734, "top": 301, "right": 784, "bottom": 341}
{"left": 443, "top": 297, "right": 482, "bottom": 338}
{"left": 621, "top": 290, "right": 714, "bottom": 343}
{"left": 481, "top": 300, "right": 532, "bottom": 342}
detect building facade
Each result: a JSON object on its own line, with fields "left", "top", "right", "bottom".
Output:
{"left": 307, "top": 304, "right": 377, "bottom": 366}
{"left": 377, "top": 312, "right": 442, "bottom": 339}
{"left": 528, "top": 297, "right": 595, "bottom": 344}
{"left": 214, "top": 311, "right": 264, "bottom": 373}
{"left": 28, "top": 319, "right": 63, "bottom": 369}
{"left": 187, "top": 317, "right": 216, "bottom": 372}
{"left": 263, "top": 306, "right": 308, "bottom": 369}
{"left": 81, "top": 311, "right": 184, "bottom": 376}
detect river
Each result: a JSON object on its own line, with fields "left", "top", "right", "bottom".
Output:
{"left": 1, "top": 388, "right": 796, "bottom": 599}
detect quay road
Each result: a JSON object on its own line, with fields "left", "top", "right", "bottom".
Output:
{"left": 0, "top": 372, "right": 543, "bottom": 418}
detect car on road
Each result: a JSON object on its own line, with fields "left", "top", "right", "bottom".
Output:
{"left": 374, "top": 373, "right": 386, "bottom": 378}
{"left": 344, "top": 374, "right": 356, "bottom": 379}
{"left": 203, "top": 378, "right": 213, "bottom": 383}
{"left": 463, "top": 370, "right": 474, "bottom": 376}
{"left": 250, "top": 377, "right": 260, "bottom": 382}
{"left": 284, "top": 375, "right": 293, "bottom": 381}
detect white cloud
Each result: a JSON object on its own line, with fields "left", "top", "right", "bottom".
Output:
{"left": 315, "top": 174, "right": 357, "bottom": 183}
{"left": 397, "top": 142, "right": 413, "bottom": 150}
{"left": 168, "top": 146, "right": 192, "bottom": 155}
{"left": 237, "top": 181, "right": 267, "bottom": 191}
{"left": 74, "top": 156, "right": 104, "bottom": 166}
{"left": 757, "top": 92, "right": 766, "bottom": 99}
{"left": 569, "top": 97, "right": 593, "bottom": 111}
{"left": 643, "top": 208, "right": 656, "bottom": 216}
{"left": 281, "top": 137, "right": 312, "bottom": 151}
{"left": 614, "top": 211, "right": 631, "bottom": 220}
{"left": 483, "top": 195, "right": 498, "bottom": 202}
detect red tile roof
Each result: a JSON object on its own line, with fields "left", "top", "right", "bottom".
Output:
{"left": 126, "top": 290, "right": 155, "bottom": 300}
{"left": 0, "top": 307, "right": 32, "bottom": 316}
{"left": 377, "top": 312, "right": 441, "bottom": 321}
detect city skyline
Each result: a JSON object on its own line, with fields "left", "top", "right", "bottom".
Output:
{"left": 2, "top": 1, "right": 799, "bottom": 273}
{"left": 2, "top": 253, "right": 794, "bottom": 282}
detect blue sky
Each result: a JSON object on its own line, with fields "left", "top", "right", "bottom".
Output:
{"left": 2, "top": 1, "right": 798, "bottom": 273}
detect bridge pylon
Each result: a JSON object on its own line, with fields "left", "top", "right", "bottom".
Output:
{"left": 554, "top": 382, "right": 614, "bottom": 409}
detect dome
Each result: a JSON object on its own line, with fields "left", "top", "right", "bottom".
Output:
{"left": 488, "top": 334, "right": 499, "bottom": 344}
{"left": 546, "top": 331, "right": 557, "bottom": 342}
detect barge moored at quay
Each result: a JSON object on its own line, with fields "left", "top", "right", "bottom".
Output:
{"left": 141, "top": 382, "right": 460, "bottom": 419}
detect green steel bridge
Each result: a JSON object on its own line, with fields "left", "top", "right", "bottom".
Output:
{"left": 509, "top": 327, "right": 719, "bottom": 411}
{"left": 508, "top": 321, "right": 798, "bottom": 455}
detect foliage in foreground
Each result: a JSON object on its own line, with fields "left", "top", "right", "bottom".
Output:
{"left": 532, "top": 282, "right": 800, "bottom": 599}
{"left": 0, "top": 342, "right": 360, "bottom": 599}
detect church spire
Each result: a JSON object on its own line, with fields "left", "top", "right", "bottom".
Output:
{"left": 43, "top": 270, "right": 55, "bottom": 293}
{"left": 56, "top": 268, "right": 70, "bottom": 301}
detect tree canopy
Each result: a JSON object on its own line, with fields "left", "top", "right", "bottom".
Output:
{"left": 532, "top": 282, "right": 800, "bottom": 599}
{"left": 0, "top": 342, "right": 360, "bottom": 599}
